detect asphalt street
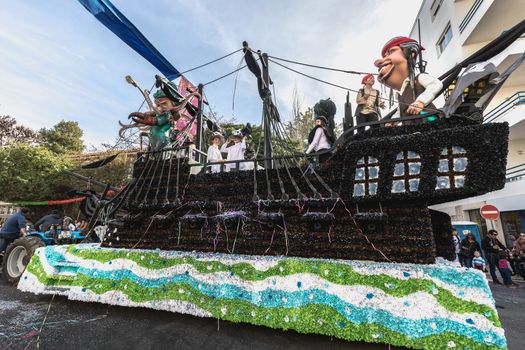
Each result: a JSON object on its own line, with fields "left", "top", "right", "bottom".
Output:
{"left": 0, "top": 277, "right": 523, "bottom": 350}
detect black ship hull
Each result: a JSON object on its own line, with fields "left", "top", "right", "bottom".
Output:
{"left": 105, "top": 119, "right": 509, "bottom": 264}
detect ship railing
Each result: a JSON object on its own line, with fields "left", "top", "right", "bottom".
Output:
{"left": 195, "top": 113, "right": 437, "bottom": 173}
{"left": 196, "top": 153, "right": 319, "bottom": 174}
{"left": 506, "top": 162, "right": 525, "bottom": 182}
{"left": 483, "top": 91, "right": 525, "bottom": 123}
{"left": 137, "top": 112, "right": 444, "bottom": 173}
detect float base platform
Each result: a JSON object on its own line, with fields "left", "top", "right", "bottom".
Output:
{"left": 18, "top": 244, "right": 506, "bottom": 350}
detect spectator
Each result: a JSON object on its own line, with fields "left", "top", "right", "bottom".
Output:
{"left": 472, "top": 251, "right": 486, "bottom": 271}
{"left": 513, "top": 233, "right": 525, "bottom": 280}
{"left": 451, "top": 228, "right": 461, "bottom": 264}
{"left": 481, "top": 229, "right": 506, "bottom": 285}
{"left": 0, "top": 207, "right": 29, "bottom": 253}
{"left": 508, "top": 234, "right": 518, "bottom": 275}
{"left": 34, "top": 209, "right": 61, "bottom": 232}
{"left": 498, "top": 251, "right": 518, "bottom": 288}
{"left": 459, "top": 232, "right": 480, "bottom": 268}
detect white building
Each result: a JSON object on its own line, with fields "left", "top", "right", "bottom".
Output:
{"left": 409, "top": 0, "right": 525, "bottom": 247}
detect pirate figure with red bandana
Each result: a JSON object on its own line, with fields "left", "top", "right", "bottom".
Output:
{"left": 355, "top": 73, "right": 385, "bottom": 133}
{"left": 374, "top": 37, "right": 442, "bottom": 123}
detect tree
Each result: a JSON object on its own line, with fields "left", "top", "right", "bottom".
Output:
{"left": 0, "top": 115, "right": 39, "bottom": 147}
{"left": 40, "top": 120, "right": 84, "bottom": 154}
{"left": 70, "top": 152, "right": 135, "bottom": 189}
{"left": 0, "top": 143, "right": 69, "bottom": 201}
{"left": 285, "top": 107, "right": 314, "bottom": 151}
{"left": 281, "top": 86, "right": 315, "bottom": 152}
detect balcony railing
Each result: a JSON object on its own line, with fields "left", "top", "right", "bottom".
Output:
{"left": 506, "top": 162, "right": 525, "bottom": 182}
{"left": 459, "top": 0, "right": 484, "bottom": 33}
{"left": 483, "top": 91, "right": 525, "bottom": 123}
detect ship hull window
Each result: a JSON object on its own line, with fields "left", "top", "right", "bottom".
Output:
{"left": 353, "top": 156, "right": 380, "bottom": 197}
{"left": 437, "top": 146, "right": 468, "bottom": 190}
{"left": 391, "top": 151, "right": 421, "bottom": 193}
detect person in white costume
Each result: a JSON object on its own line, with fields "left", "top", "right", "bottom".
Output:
{"left": 221, "top": 129, "right": 246, "bottom": 172}
{"left": 207, "top": 132, "right": 224, "bottom": 173}
{"left": 305, "top": 116, "right": 333, "bottom": 163}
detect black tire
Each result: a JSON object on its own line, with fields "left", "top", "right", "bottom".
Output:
{"left": 1, "top": 236, "right": 45, "bottom": 285}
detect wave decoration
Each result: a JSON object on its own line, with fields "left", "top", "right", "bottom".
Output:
{"left": 18, "top": 244, "right": 507, "bottom": 350}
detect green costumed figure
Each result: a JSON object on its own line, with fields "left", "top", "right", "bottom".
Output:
{"left": 129, "top": 88, "right": 176, "bottom": 150}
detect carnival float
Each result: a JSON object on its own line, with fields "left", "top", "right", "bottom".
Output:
{"left": 17, "top": 1, "right": 525, "bottom": 349}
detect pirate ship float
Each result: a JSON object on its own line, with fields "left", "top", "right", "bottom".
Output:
{"left": 18, "top": 11, "right": 525, "bottom": 350}
{"left": 98, "top": 41, "right": 512, "bottom": 265}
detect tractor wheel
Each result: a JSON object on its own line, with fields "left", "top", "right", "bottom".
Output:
{"left": 1, "top": 236, "right": 45, "bottom": 285}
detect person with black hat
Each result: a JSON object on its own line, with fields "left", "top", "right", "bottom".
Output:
{"left": 356, "top": 73, "right": 385, "bottom": 133}
{"left": 221, "top": 129, "right": 246, "bottom": 172}
{"left": 305, "top": 116, "right": 334, "bottom": 163}
{"left": 34, "top": 209, "right": 61, "bottom": 232}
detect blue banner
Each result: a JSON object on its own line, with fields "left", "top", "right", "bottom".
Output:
{"left": 77, "top": 0, "right": 181, "bottom": 80}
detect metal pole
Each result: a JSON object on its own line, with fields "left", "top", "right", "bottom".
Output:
{"left": 62, "top": 170, "right": 119, "bottom": 191}
{"left": 195, "top": 83, "right": 204, "bottom": 162}
{"left": 417, "top": 19, "right": 425, "bottom": 73}
{"left": 261, "top": 52, "right": 273, "bottom": 169}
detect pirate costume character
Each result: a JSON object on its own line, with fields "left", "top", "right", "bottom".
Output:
{"left": 355, "top": 73, "right": 383, "bottom": 133}
{"left": 306, "top": 116, "right": 334, "bottom": 163}
{"left": 207, "top": 132, "right": 224, "bottom": 173}
{"left": 220, "top": 129, "right": 247, "bottom": 172}
{"left": 128, "top": 88, "right": 175, "bottom": 150}
{"left": 374, "top": 36, "right": 442, "bottom": 123}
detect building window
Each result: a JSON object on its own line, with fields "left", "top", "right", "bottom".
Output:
{"left": 391, "top": 151, "right": 421, "bottom": 193}
{"left": 437, "top": 23, "right": 453, "bottom": 55}
{"left": 436, "top": 146, "right": 468, "bottom": 190}
{"left": 430, "top": 0, "right": 444, "bottom": 20}
{"left": 353, "top": 156, "right": 379, "bottom": 197}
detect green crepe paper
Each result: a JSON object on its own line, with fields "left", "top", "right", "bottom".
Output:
{"left": 26, "top": 255, "right": 505, "bottom": 350}
{"left": 65, "top": 246, "right": 499, "bottom": 326}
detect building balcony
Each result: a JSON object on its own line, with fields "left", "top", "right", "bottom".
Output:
{"left": 458, "top": 0, "right": 525, "bottom": 46}
{"left": 484, "top": 91, "right": 525, "bottom": 127}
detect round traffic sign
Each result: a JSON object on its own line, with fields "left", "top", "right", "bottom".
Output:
{"left": 480, "top": 204, "right": 500, "bottom": 220}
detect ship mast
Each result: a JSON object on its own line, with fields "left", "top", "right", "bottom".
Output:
{"left": 260, "top": 51, "right": 273, "bottom": 169}
{"left": 243, "top": 41, "right": 274, "bottom": 169}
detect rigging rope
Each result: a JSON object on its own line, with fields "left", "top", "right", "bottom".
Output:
{"left": 231, "top": 53, "right": 247, "bottom": 115}
{"left": 179, "top": 48, "right": 243, "bottom": 75}
{"left": 268, "top": 57, "right": 444, "bottom": 116}
{"left": 269, "top": 57, "right": 360, "bottom": 92}
{"left": 268, "top": 54, "right": 374, "bottom": 75}
{"left": 203, "top": 65, "right": 248, "bottom": 86}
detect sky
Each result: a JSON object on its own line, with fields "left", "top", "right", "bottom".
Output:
{"left": 0, "top": 0, "right": 423, "bottom": 149}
